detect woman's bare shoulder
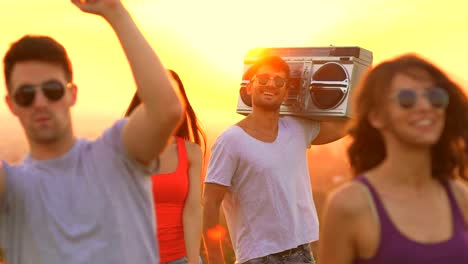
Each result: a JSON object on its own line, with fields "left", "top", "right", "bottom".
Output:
{"left": 449, "top": 179, "right": 468, "bottom": 216}
{"left": 325, "top": 180, "right": 375, "bottom": 218}
{"left": 184, "top": 141, "right": 202, "bottom": 154}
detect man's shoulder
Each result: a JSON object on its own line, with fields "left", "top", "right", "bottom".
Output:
{"left": 216, "top": 125, "right": 243, "bottom": 141}
{"left": 0, "top": 159, "right": 32, "bottom": 197}
{"left": 88, "top": 118, "right": 127, "bottom": 152}
{"left": 69, "top": 119, "right": 126, "bottom": 149}
{"left": 99, "top": 118, "right": 127, "bottom": 140}
{"left": 279, "top": 116, "right": 320, "bottom": 137}
{"left": 1, "top": 159, "right": 27, "bottom": 174}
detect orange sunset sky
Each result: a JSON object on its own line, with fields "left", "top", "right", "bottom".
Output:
{"left": 0, "top": 0, "right": 467, "bottom": 166}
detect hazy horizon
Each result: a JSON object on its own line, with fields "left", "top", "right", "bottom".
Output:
{"left": 1, "top": 0, "right": 467, "bottom": 215}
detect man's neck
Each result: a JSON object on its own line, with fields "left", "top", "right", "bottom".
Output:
{"left": 246, "top": 109, "right": 280, "bottom": 130}
{"left": 29, "top": 135, "right": 77, "bottom": 161}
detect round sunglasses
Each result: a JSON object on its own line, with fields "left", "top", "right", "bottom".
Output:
{"left": 252, "top": 74, "right": 287, "bottom": 89}
{"left": 393, "top": 87, "right": 449, "bottom": 109}
{"left": 12, "top": 80, "right": 72, "bottom": 107}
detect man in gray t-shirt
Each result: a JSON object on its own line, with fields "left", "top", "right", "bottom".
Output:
{"left": 202, "top": 56, "right": 349, "bottom": 264}
{"left": 0, "top": 1, "right": 184, "bottom": 264}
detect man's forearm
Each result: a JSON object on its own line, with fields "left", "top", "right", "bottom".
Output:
{"left": 203, "top": 206, "right": 226, "bottom": 264}
{"left": 203, "top": 232, "right": 225, "bottom": 264}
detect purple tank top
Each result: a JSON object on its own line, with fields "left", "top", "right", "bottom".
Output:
{"left": 355, "top": 176, "right": 468, "bottom": 264}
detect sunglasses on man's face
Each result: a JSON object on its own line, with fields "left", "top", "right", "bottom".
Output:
{"left": 252, "top": 74, "right": 287, "bottom": 89}
{"left": 393, "top": 87, "right": 449, "bottom": 109}
{"left": 12, "top": 80, "right": 71, "bottom": 107}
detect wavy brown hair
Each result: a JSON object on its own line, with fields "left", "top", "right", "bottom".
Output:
{"left": 347, "top": 53, "right": 468, "bottom": 180}
{"left": 125, "top": 70, "right": 207, "bottom": 153}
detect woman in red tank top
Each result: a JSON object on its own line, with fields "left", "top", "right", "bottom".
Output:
{"left": 319, "top": 54, "right": 468, "bottom": 264}
{"left": 125, "top": 70, "right": 206, "bottom": 264}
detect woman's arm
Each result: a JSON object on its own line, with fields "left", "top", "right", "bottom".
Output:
{"left": 183, "top": 142, "right": 203, "bottom": 264}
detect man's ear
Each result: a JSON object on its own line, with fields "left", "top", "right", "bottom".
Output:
{"left": 68, "top": 83, "right": 78, "bottom": 107}
{"left": 282, "top": 86, "right": 289, "bottom": 103}
{"left": 246, "top": 82, "right": 253, "bottom": 95}
{"left": 5, "top": 95, "right": 16, "bottom": 116}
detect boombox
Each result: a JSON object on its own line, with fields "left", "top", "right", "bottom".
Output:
{"left": 236, "top": 46, "right": 373, "bottom": 119}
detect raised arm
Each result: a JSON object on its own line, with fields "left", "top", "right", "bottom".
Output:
{"left": 183, "top": 142, "right": 203, "bottom": 264}
{"left": 72, "top": 0, "right": 183, "bottom": 165}
{"left": 202, "top": 183, "right": 228, "bottom": 264}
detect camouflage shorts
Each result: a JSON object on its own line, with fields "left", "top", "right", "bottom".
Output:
{"left": 242, "top": 244, "right": 315, "bottom": 264}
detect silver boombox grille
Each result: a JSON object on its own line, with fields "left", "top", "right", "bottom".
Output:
{"left": 236, "top": 46, "right": 373, "bottom": 119}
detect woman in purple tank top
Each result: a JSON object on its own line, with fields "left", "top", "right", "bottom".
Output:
{"left": 318, "top": 54, "right": 468, "bottom": 264}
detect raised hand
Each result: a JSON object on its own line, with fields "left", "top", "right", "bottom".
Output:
{"left": 71, "top": 0, "right": 125, "bottom": 18}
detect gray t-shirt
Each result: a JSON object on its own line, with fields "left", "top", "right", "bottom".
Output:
{"left": 0, "top": 119, "right": 159, "bottom": 264}
{"left": 205, "top": 116, "right": 320, "bottom": 263}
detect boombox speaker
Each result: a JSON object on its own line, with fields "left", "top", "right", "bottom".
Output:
{"left": 236, "top": 46, "right": 373, "bottom": 119}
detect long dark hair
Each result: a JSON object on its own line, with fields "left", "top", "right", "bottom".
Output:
{"left": 347, "top": 53, "right": 468, "bottom": 180}
{"left": 124, "top": 70, "right": 207, "bottom": 153}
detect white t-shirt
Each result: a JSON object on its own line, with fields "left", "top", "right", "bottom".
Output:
{"left": 0, "top": 119, "right": 159, "bottom": 264}
{"left": 205, "top": 116, "right": 321, "bottom": 263}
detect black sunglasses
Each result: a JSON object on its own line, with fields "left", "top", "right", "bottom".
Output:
{"left": 394, "top": 87, "right": 449, "bottom": 109}
{"left": 252, "top": 74, "right": 287, "bottom": 89}
{"left": 12, "top": 80, "right": 71, "bottom": 107}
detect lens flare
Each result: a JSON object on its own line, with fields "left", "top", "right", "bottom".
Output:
{"left": 207, "top": 225, "right": 226, "bottom": 241}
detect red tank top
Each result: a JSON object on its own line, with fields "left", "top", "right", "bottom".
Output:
{"left": 153, "top": 137, "right": 189, "bottom": 262}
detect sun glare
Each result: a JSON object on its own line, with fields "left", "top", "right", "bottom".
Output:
{"left": 0, "top": 0, "right": 467, "bottom": 138}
